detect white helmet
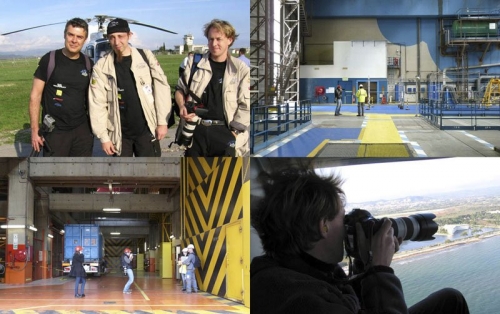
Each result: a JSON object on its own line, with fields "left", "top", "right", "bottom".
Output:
{"left": 359, "top": 84, "right": 363, "bottom": 88}
{"left": 187, "top": 244, "right": 195, "bottom": 249}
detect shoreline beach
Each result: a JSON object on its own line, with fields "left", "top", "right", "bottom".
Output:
{"left": 392, "top": 230, "right": 500, "bottom": 261}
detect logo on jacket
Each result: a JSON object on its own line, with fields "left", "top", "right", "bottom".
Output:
{"left": 81, "top": 69, "right": 88, "bottom": 77}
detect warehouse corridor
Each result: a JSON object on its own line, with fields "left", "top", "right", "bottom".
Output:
{"left": 0, "top": 270, "right": 248, "bottom": 313}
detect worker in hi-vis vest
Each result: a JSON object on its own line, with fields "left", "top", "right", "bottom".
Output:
{"left": 356, "top": 84, "right": 368, "bottom": 116}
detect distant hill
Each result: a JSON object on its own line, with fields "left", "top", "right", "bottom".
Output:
{"left": 0, "top": 49, "right": 51, "bottom": 59}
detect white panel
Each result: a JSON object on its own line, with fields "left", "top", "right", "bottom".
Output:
{"left": 300, "top": 41, "right": 387, "bottom": 79}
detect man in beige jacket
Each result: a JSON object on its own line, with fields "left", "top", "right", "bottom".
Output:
{"left": 88, "top": 18, "right": 171, "bottom": 156}
{"left": 175, "top": 19, "right": 250, "bottom": 157}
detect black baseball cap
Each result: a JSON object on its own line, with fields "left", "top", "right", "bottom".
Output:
{"left": 107, "top": 18, "right": 130, "bottom": 35}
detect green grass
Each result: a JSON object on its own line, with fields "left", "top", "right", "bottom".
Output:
{"left": 0, "top": 54, "right": 185, "bottom": 145}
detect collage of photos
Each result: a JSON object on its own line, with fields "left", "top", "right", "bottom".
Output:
{"left": 1, "top": 0, "right": 500, "bottom": 313}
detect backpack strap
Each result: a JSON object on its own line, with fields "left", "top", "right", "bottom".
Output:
{"left": 137, "top": 48, "right": 149, "bottom": 69}
{"left": 181, "top": 53, "right": 203, "bottom": 104}
{"left": 47, "top": 50, "right": 56, "bottom": 83}
{"left": 47, "top": 50, "right": 92, "bottom": 83}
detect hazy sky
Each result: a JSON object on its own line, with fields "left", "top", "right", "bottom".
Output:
{"left": 0, "top": 0, "right": 249, "bottom": 53}
{"left": 318, "top": 158, "right": 500, "bottom": 204}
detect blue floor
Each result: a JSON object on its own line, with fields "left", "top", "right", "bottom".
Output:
{"left": 259, "top": 128, "right": 362, "bottom": 157}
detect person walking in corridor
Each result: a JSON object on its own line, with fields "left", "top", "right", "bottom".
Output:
{"left": 356, "top": 84, "right": 368, "bottom": 116}
{"left": 121, "top": 247, "right": 134, "bottom": 294}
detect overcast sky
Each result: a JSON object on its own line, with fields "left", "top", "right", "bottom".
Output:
{"left": 318, "top": 158, "right": 500, "bottom": 204}
{"left": 0, "top": 0, "right": 249, "bottom": 53}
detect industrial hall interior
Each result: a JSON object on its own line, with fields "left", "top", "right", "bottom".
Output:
{"left": 0, "top": 157, "right": 250, "bottom": 313}
{"left": 250, "top": 0, "right": 500, "bottom": 157}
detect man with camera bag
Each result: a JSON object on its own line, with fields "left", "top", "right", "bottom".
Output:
{"left": 29, "top": 18, "right": 94, "bottom": 156}
{"left": 251, "top": 166, "right": 469, "bottom": 314}
{"left": 175, "top": 19, "right": 250, "bottom": 157}
{"left": 88, "top": 18, "right": 171, "bottom": 157}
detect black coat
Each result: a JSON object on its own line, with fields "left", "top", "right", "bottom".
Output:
{"left": 69, "top": 252, "right": 86, "bottom": 278}
{"left": 251, "top": 254, "right": 407, "bottom": 314}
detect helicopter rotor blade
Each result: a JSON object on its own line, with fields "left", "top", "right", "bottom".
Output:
{"left": 129, "top": 21, "right": 177, "bottom": 35}
{"left": 1, "top": 22, "right": 66, "bottom": 36}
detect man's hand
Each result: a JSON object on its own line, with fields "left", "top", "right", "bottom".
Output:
{"left": 370, "top": 218, "right": 398, "bottom": 267}
{"left": 101, "top": 141, "right": 117, "bottom": 155}
{"left": 179, "top": 106, "right": 197, "bottom": 122}
{"left": 156, "top": 125, "right": 168, "bottom": 141}
{"left": 355, "top": 219, "right": 400, "bottom": 268}
{"left": 31, "top": 129, "right": 44, "bottom": 152}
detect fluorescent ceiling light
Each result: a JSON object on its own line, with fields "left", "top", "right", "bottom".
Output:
{"left": 48, "top": 234, "right": 54, "bottom": 238}
{"left": 103, "top": 208, "right": 121, "bottom": 212}
{"left": 1, "top": 224, "right": 26, "bottom": 229}
{"left": 29, "top": 225, "right": 38, "bottom": 231}
{"left": 59, "top": 230, "right": 65, "bottom": 235}
{"left": 110, "top": 232, "right": 121, "bottom": 235}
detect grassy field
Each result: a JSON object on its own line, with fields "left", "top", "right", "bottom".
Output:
{"left": 0, "top": 53, "right": 184, "bottom": 145}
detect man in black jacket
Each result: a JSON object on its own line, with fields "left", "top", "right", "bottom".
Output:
{"left": 251, "top": 167, "right": 469, "bottom": 314}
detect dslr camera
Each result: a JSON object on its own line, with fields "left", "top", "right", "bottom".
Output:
{"left": 344, "top": 208, "right": 438, "bottom": 260}
{"left": 175, "top": 101, "right": 209, "bottom": 149}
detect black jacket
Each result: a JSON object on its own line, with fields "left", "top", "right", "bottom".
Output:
{"left": 251, "top": 254, "right": 408, "bottom": 314}
{"left": 69, "top": 252, "right": 86, "bottom": 278}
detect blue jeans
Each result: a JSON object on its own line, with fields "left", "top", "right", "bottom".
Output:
{"left": 335, "top": 99, "right": 342, "bottom": 115}
{"left": 181, "top": 273, "right": 187, "bottom": 289}
{"left": 124, "top": 268, "right": 134, "bottom": 292}
{"left": 75, "top": 276, "right": 86, "bottom": 295}
{"left": 186, "top": 269, "right": 198, "bottom": 292}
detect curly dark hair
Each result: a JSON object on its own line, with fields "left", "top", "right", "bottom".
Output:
{"left": 252, "top": 167, "right": 345, "bottom": 259}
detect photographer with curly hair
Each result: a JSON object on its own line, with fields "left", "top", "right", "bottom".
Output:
{"left": 251, "top": 166, "right": 469, "bottom": 314}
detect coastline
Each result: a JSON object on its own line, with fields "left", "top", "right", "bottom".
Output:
{"left": 392, "top": 230, "right": 500, "bottom": 261}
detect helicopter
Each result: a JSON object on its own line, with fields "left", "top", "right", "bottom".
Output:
{"left": 1, "top": 14, "right": 177, "bottom": 63}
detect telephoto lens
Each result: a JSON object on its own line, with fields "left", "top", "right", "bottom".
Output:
{"left": 344, "top": 208, "right": 438, "bottom": 259}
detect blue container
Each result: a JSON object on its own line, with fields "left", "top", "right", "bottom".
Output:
{"left": 64, "top": 224, "right": 103, "bottom": 261}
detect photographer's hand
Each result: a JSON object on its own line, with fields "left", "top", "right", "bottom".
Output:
{"left": 31, "top": 129, "right": 45, "bottom": 152}
{"left": 179, "top": 106, "right": 197, "bottom": 122}
{"left": 371, "top": 218, "right": 397, "bottom": 267}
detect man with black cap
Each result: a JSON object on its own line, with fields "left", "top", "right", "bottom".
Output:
{"left": 175, "top": 19, "right": 250, "bottom": 157}
{"left": 88, "top": 18, "right": 171, "bottom": 157}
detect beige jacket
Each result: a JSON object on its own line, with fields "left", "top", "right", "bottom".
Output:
{"left": 88, "top": 47, "right": 171, "bottom": 155}
{"left": 177, "top": 52, "right": 250, "bottom": 156}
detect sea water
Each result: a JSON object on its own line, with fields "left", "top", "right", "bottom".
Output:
{"left": 391, "top": 236, "right": 500, "bottom": 314}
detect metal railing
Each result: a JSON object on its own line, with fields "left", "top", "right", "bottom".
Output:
{"left": 250, "top": 100, "right": 312, "bottom": 154}
{"left": 419, "top": 99, "right": 500, "bottom": 130}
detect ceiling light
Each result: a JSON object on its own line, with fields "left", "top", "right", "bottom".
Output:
{"left": 59, "top": 230, "right": 65, "bottom": 235}
{"left": 48, "top": 234, "right": 54, "bottom": 238}
{"left": 1, "top": 224, "right": 26, "bottom": 229}
{"left": 103, "top": 208, "right": 121, "bottom": 212}
{"left": 110, "top": 232, "right": 121, "bottom": 235}
{"left": 29, "top": 225, "right": 38, "bottom": 231}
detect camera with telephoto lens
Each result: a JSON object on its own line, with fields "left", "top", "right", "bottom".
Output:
{"left": 42, "top": 114, "right": 56, "bottom": 132}
{"left": 344, "top": 208, "right": 438, "bottom": 260}
{"left": 175, "top": 101, "right": 209, "bottom": 148}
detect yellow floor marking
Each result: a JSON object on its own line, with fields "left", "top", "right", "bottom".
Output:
{"left": 134, "top": 282, "right": 150, "bottom": 301}
{"left": 360, "top": 114, "right": 402, "bottom": 143}
{"left": 308, "top": 139, "right": 329, "bottom": 157}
